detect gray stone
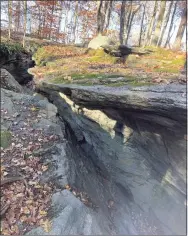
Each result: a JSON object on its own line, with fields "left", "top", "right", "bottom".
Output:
{"left": 26, "top": 190, "right": 105, "bottom": 235}
{"left": 88, "top": 34, "right": 116, "bottom": 49}
{"left": 38, "top": 82, "right": 186, "bottom": 235}
{"left": 0, "top": 69, "right": 23, "bottom": 92}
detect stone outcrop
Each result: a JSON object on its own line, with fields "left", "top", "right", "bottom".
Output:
{"left": 0, "top": 68, "right": 23, "bottom": 92}
{"left": 37, "top": 82, "right": 186, "bottom": 235}
{"left": 1, "top": 68, "right": 186, "bottom": 234}
{"left": 0, "top": 51, "right": 35, "bottom": 84}
{"left": 88, "top": 34, "right": 116, "bottom": 49}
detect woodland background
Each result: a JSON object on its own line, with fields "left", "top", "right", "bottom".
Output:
{"left": 1, "top": 0, "right": 187, "bottom": 50}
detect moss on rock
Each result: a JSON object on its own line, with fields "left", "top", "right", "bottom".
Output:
{"left": 0, "top": 42, "right": 24, "bottom": 58}
{"left": 1, "top": 130, "right": 12, "bottom": 149}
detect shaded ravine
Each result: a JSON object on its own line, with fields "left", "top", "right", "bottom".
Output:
{"left": 36, "top": 84, "right": 186, "bottom": 235}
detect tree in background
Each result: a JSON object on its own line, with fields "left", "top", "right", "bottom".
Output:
{"left": 173, "top": 4, "right": 187, "bottom": 50}
{"left": 119, "top": 0, "right": 126, "bottom": 44}
{"left": 8, "top": 0, "right": 12, "bottom": 39}
{"left": 138, "top": 1, "right": 147, "bottom": 46}
{"left": 15, "top": 1, "right": 21, "bottom": 32}
{"left": 1, "top": 0, "right": 186, "bottom": 50}
{"left": 22, "top": 0, "right": 27, "bottom": 48}
{"left": 144, "top": 0, "right": 158, "bottom": 46}
{"left": 97, "top": 0, "right": 113, "bottom": 34}
{"left": 157, "top": 1, "right": 174, "bottom": 47}
{"left": 151, "top": 0, "right": 166, "bottom": 46}
{"left": 125, "top": 3, "right": 141, "bottom": 44}
{"left": 164, "top": 1, "right": 177, "bottom": 48}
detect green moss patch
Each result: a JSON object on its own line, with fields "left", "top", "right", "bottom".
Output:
{"left": 1, "top": 131, "right": 12, "bottom": 149}
{"left": 51, "top": 73, "right": 122, "bottom": 84}
{"left": 0, "top": 42, "right": 24, "bottom": 57}
{"left": 86, "top": 49, "right": 117, "bottom": 64}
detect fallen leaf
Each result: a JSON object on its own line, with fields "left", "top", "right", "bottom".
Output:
{"left": 65, "top": 184, "right": 71, "bottom": 190}
{"left": 20, "top": 215, "right": 27, "bottom": 223}
{"left": 21, "top": 206, "right": 30, "bottom": 215}
{"left": 39, "top": 210, "right": 47, "bottom": 216}
{"left": 40, "top": 219, "right": 52, "bottom": 233}
{"left": 41, "top": 165, "right": 48, "bottom": 172}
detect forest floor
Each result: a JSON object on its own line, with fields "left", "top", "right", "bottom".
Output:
{"left": 29, "top": 44, "right": 186, "bottom": 87}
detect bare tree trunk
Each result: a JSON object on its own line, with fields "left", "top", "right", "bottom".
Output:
{"left": 138, "top": 1, "right": 147, "bottom": 47}
{"left": 124, "top": 2, "right": 133, "bottom": 44}
{"left": 97, "top": 0, "right": 104, "bottom": 34}
{"left": 104, "top": 0, "right": 113, "bottom": 31}
{"left": 49, "top": 1, "right": 55, "bottom": 40}
{"left": 57, "top": 2, "right": 64, "bottom": 34}
{"left": 64, "top": 2, "right": 70, "bottom": 41}
{"left": 119, "top": 1, "right": 126, "bottom": 44}
{"left": 173, "top": 7, "right": 187, "bottom": 50}
{"left": 126, "top": 4, "right": 141, "bottom": 45}
{"left": 16, "top": 1, "right": 21, "bottom": 32}
{"left": 164, "top": 1, "right": 177, "bottom": 48}
{"left": 73, "top": 0, "right": 79, "bottom": 43}
{"left": 23, "top": 0, "right": 27, "bottom": 48}
{"left": 97, "top": 0, "right": 113, "bottom": 34}
{"left": 38, "top": 6, "right": 41, "bottom": 37}
{"left": 151, "top": 0, "right": 167, "bottom": 46}
{"left": 144, "top": 1, "right": 158, "bottom": 46}
{"left": 8, "top": 0, "right": 12, "bottom": 39}
{"left": 158, "top": 1, "right": 174, "bottom": 46}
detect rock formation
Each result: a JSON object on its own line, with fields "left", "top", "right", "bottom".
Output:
{"left": 1, "top": 62, "right": 186, "bottom": 235}
{"left": 0, "top": 50, "right": 35, "bottom": 84}
{"left": 36, "top": 81, "right": 186, "bottom": 235}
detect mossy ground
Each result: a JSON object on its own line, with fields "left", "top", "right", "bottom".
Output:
{"left": 0, "top": 130, "right": 12, "bottom": 149}
{"left": 29, "top": 45, "right": 186, "bottom": 87}
{"left": 0, "top": 41, "right": 25, "bottom": 57}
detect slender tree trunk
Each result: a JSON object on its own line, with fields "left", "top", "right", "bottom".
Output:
{"left": 126, "top": 3, "right": 133, "bottom": 31}
{"left": 158, "top": 0, "right": 174, "bottom": 46}
{"left": 164, "top": 1, "right": 177, "bottom": 48}
{"left": 173, "top": 7, "right": 187, "bottom": 49}
{"left": 151, "top": 0, "right": 167, "bottom": 46}
{"left": 139, "top": 2, "right": 147, "bottom": 46}
{"left": 104, "top": 0, "right": 113, "bottom": 31}
{"left": 144, "top": 1, "right": 158, "bottom": 46}
{"left": 64, "top": 2, "right": 70, "bottom": 40}
{"left": 119, "top": 1, "right": 126, "bottom": 44}
{"left": 16, "top": 1, "right": 21, "bottom": 32}
{"left": 8, "top": 0, "right": 12, "bottom": 39}
{"left": 57, "top": 2, "right": 63, "bottom": 34}
{"left": 126, "top": 4, "right": 140, "bottom": 44}
{"left": 38, "top": 6, "right": 41, "bottom": 37}
{"left": 97, "top": 0, "right": 104, "bottom": 34}
{"left": 73, "top": 0, "right": 79, "bottom": 43}
{"left": 124, "top": 3, "right": 133, "bottom": 44}
{"left": 49, "top": 1, "right": 55, "bottom": 39}
{"left": 97, "top": 0, "right": 113, "bottom": 34}
{"left": 23, "top": 0, "right": 27, "bottom": 48}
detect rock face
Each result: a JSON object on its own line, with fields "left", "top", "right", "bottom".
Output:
{"left": 0, "top": 51, "right": 35, "bottom": 84}
{"left": 0, "top": 68, "right": 23, "bottom": 92}
{"left": 1, "top": 70, "right": 186, "bottom": 235}
{"left": 88, "top": 34, "right": 115, "bottom": 49}
{"left": 37, "top": 82, "right": 186, "bottom": 235}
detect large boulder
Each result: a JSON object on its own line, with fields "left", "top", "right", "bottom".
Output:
{"left": 88, "top": 34, "right": 115, "bottom": 49}
{"left": 0, "top": 68, "right": 23, "bottom": 92}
